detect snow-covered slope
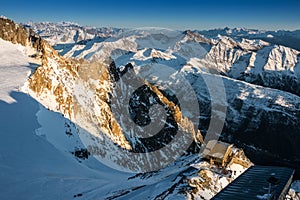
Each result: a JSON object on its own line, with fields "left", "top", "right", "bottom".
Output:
{"left": 0, "top": 39, "right": 35, "bottom": 103}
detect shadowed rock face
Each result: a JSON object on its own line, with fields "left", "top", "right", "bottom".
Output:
{"left": 110, "top": 63, "right": 180, "bottom": 153}
{"left": 224, "top": 92, "right": 300, "bottom": 173}
{"left": 106, "top": 62, "right": 199, "bottom": 153}
{"left": 128, "top": 84, "right": 178, "bottom": 152}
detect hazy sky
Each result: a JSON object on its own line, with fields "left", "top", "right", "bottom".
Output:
{"left": 1, "top": 0, "right": 299, "bottom": 30}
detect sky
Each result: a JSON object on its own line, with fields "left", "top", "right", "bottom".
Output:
{"left": 1, "top": 0, "right": 300, "bottom": 31}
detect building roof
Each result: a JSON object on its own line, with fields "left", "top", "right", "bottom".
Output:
{"left": 203, "top": 140, "right": 232, "bottom": 159}
{"left": 212, "top": 165, "right": 295, "bottom": 200}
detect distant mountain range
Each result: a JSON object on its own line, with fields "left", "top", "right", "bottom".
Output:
{"left": 198, "top": 27, "right": 300, "bottom": 51}
{"left": 25, "top": 22, "right": 300, "bottom": 96}
{"left": 25, "top": 21, "right": 300, "bottom": 50}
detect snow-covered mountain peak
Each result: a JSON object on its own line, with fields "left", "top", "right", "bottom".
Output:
{"left": 0, "top": 15, "right": 8, "bottom": 20}
{"left": 25, "top": 21, "right": 124, "bottom": 45}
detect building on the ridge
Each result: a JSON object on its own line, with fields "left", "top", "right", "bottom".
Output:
{"left": 202, "top": 140, "right": 233, "bottom": 167}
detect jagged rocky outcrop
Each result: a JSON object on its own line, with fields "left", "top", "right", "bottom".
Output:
{"left": 0, "top": 17, "right": 45, "bottom": 56}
